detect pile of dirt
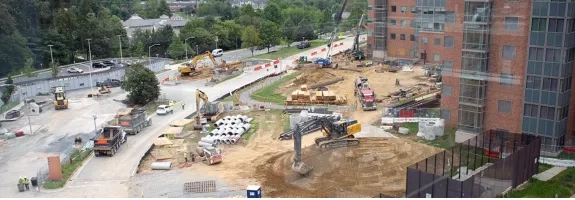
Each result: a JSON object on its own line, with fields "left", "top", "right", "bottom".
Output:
{"left": 277, "top": 68, "right": 338, "bottom": 96}
{"left": 254, "top": 138, "right": 441, "bottom": 198}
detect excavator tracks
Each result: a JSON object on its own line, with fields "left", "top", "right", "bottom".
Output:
{"left": 317, "top": 138, "right": 360, "bottom": 149}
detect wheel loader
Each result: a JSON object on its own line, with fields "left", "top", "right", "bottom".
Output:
{"left": 195, "top": 146, "right": 222, "bottom": 165}
{"left": 52, "top": 87, "right": 68, "bottom": 110}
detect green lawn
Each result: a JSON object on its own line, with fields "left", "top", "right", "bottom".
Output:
{"left": 539, "top": 163, "right": 553, "bottom": 173}
{"left": 241, "top": 121, "right": 258, "bottom": 141}
{"left": 43, "top": 150, "right": 92, "bottom": 189}
{"left": 248, "top": 39, "right": 341, "bottom": 60}
{"left": 506, "top": 167, "right": 575, "bottom": 198}
{"left": 414, "top": 126, "right": 457, "bottom": 149}
{"left": 251, "top": 72, "right": 302, "bottom": 105}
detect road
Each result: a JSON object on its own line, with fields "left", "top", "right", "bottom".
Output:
{"left": 2, "top": 36, "right": 357, "bottom": 198}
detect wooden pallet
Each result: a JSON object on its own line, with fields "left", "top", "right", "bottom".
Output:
{"left": 183, "top": 180, "right": 217, "bottom": 193}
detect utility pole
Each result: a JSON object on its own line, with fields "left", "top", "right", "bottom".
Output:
{"left": 196, "top": 45, "right": 199, "bottom": 56}
{"left": 47, "top": 45, "right": 54, "bottom": 64}
{"left": 215, "top": 36, "right": 219, "bottom": 49}
{"left": 117, "top": 35, "right": 123, "bottom": 64}
{"left": 185, "top": 37, "right": 194, "bottom": 59}
{"left": 148, "top": 44, "right": 160, "bottom": 65}
{"left": 87, "top": 39, "right": 94, "bottom": 94}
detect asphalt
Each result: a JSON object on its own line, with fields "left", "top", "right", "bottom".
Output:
{"left": 3, "top": 36, "right": 359, "bottom": 198}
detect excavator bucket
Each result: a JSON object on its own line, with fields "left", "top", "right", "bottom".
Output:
{"left": 292, "top": 162, "right": 313, "bottom": 175}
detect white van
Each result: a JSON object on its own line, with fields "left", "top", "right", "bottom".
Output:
{"left": 212, "top": 49, "right": 224, "bottom": 57}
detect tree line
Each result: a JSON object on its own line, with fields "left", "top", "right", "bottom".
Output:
{"left": 0, "top": 0, "right": 366, "bottom": 77}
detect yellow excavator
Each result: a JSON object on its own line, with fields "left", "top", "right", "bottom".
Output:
{"left": 179, "top": 51, "right": 218, "bottom": 76}
{"left": 53, "top": 87, "right": 68, "bottom": 110}
{"left": 194, "top": 89, "right": 223, "bottom": 130}
{"left": 314, "top": 117, "right": 362, "bottom": 149}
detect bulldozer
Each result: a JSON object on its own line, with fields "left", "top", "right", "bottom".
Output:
{"left": 53, "top": 87, "right": 68, "bottom": 110}
{"left": 98, "top": 85, "right": 111, "bottom": 94}
{"left": 218, "top": 60, "right": 245, "bottom": 74}
{"left": 194, "top": 89, "right": 223, "bottom": 130}
{"left": 179, "top": 51, "right": 218, "bottom": 76}
{"left": 314, "top": 117, "right": 362, "bottom": 149}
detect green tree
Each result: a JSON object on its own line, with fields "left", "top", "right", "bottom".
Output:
{"left": 1, "top": 75, "right": 14, "bottom": 105}
{"left": 157, "top": 0, "right": 171, "bottom": 17}
{"left": 50, "top": 62, "right": 60, "bottom": 78}
{"left": 167, "top": 36, "right": 187, "bottom": 59}
{"left": 241, "top": 26, "right": 261, "bottom": 56}
{"left": 259, "top": 21, "right": 282, "bottom": 52}
{"left": 133, "top": 41, "right": 145, "bottom": 57}
{"left": 121, "top": 63, "right": 160, "bottom": 106}
{"left": 21, "top": 58, "right": 37, "bottom": 78}
{"left": 262, "top": 4, "right": 282, "bottom": 24}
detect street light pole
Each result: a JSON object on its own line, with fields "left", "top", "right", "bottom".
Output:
{"left": 47, "top": 45, "right": 54, "bottom": 64}
{"left": 117, "top": 35, "right": 123, "bottom": 64}
{"left": 215, "top": 36, "right": 219, "bottom": 49}
{"left": 1, "top": 84, "right": 33, "bottom": 135}
{"left": 148, "top": 44, "right": 160, "bottom": 65}
{"left": 86, "top": 39, "right": 94, "bottom": 94}
{"left": 195, "top": 45, "right": 199, "bottom": 56}
{"left": 185, "top": 37, "right": 194, "bottom": 59}
{"left": 93, "top": 115, "right": 97, "bottom": 132}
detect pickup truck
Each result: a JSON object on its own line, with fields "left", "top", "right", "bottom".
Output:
{"left": 96, "top": 79, "right": 123, "bottom": 87}
{"left": 92, "top": 126, "right": 127, "bottom": 157}
{"left": 118, "top": 109, "right": 152, "bottom": 135}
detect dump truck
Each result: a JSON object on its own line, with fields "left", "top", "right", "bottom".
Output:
{"left": 118, "top": 109, "right": 152, "bottom": 135}
{"left": 92, "top": 126, "right": 127, "bottom": 157}
{"left": 354, "top": 77, "right": 377, "bottom": 111}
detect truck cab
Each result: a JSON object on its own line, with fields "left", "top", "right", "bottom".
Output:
{"left": 360, "top": 90, "right": 377, "bottom": 111}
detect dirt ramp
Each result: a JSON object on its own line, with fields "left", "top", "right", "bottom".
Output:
{"left": 255, "top": 138, "right": 440, "bottom": 198}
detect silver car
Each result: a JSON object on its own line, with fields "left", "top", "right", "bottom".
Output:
{"left": 67, "top": 67, "right": 84, "bottom": 73}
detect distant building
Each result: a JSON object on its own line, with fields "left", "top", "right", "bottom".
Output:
{"left": 167, "top": 1, "right": 199, "bottom": 12}
{"left": 227, "top": 0, "right": 267, "bottom": 9}
{"left": 122, "top": 14, "right": 188, "bottom": 38}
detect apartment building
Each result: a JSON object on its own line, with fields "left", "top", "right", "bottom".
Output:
{"left": 367, "top": 0, "right": 575, "bottom": 154}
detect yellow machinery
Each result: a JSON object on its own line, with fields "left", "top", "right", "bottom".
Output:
{"left": 194, "top": 89, "right": 223, "bottom": 130}
{"left": 179, "top": 51, "right": 218, "bottom": 76}
{"left": 53, "top": 87, "right": 68, "bottom": 110}
{"left": 314, "top": 118, "right": 362, "bottom": 149}
{"left": 219, "top": 60, "right": 244, "bottom": 73}
{"left": 99, "top": 85, "right": 111, "bottom": 94}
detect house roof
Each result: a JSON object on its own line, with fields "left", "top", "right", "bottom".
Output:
{"left": 122, "top": 14, "right": 188, "bottom": 28}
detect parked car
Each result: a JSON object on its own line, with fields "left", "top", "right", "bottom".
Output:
{"left": 124, "top": 60, "right": 132, "bottom": 66}
{"left": 92, "top": 63, "right": 106, "bottom": 68}
{"left": 297, "top": 41, "right": 311, "bottom": 49}
{"left": 67, "top": 67, "right": 84, "bottom": 73}
{"left": 96, "top": 79, "right": 122, "bottom": 87}
{"left": 156, "top": 105, "right": 173, "bottom": 115}
{"left": 102, "top": 60, "right": 114, "bottom": 66}
{"left": 212, "top": 49, "right": 224, "bottom": 57}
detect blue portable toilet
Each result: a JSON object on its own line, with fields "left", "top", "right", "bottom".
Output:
{"left": 246, "top": 185, "right": 262, "bottom": 198}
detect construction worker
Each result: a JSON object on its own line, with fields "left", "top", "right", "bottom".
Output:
{"left": 23, "top": 176, "right": 29, "bottom": 191}
{"left": 181, "top": 101, "right": 185, "bottom": 110}
{"left": 184, "top": 152, "right": 189, "bottom": 162}
{"left": 18, "top": 177, "right": 23, "bottom": 184}
{"left": 191, "top": 153, "right": 196, "bottom": 162}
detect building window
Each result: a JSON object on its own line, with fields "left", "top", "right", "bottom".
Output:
{"left": 526, "top": 76, "right": 542, "bottom": 89}
{"left": 421, "top": 37, "right": 428, "bottom": 44}
{"left": 542, "top": 77, "right": 558, "bottom": 92}
{"left": 400, "top": 34, "right": 406, "bottom": 40}
{"left": 400, "top": 20, "right": 406, "bottom": 27}
{"left": 548, "top": 19, "right": 565, "bottom": 32}
{"left": 529, "top": 47, "right": 545, "bottom": 61}
{"left": 410, "top": 34, "right": 415, "bottom": 41}
{"left": 444, "top": 36, "right": 454, "bottom": 47}
{"left": 524, "top": 104, "right": 539, "bottom": 117}
{"left": 434, "top": 38, "right": 440, "bottom": 45}
{"left": 501, "top": 73, "right": 513, "bottom": 86}
{"left": 540, "top": 106, "right": 556, "bottom": 120}
{"left": 546, "top": 48, "right": 561, "bottom": 62}
{"left": 442, "top": 84, "right": 452, "bottom": 96}
{"left": 391, "top": 19, "right": 396, "bottom": 26}
{"left": 433, "top": 54, "right": 440, "bottom": 62}
{"left": 391, "top": 5, "right": 397, "bottom": 12}
{"left": 498, "top": 100, "right": 512, "bottom": 113}
{"left": 390, "top": 33, "right": 396, "bottom": 40}
{"left": 440, "top": 109, "right": 450, "bottom": 120}
{"left": 446, "top": 11, "right": 456, "bottom": 23}
{"left": 503, "top": 45, "right": 517, "bottom": 60}
{"left": 532, "top": 18, "right": 547, "bottom": 32}
{"left": 411, "top": 6, "right": 417, "bottom": 13}
{"left": 443, "top": 60, "right": 453, "bottom": 72}
{"left": 401, "top": 6, "right": 407, "bottom": 13}
{"left": 504, "top": 17, "right": 519, "bottom": 31}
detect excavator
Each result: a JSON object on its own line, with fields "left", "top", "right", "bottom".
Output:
{"left": 314, "top": 117, "right": 362, "bottom": 149}
{"left": 53, "top": 86, "right": 68, "bottom": 110}
{"left": 194, "top": 89, "right": 223, "bottom": 130}
{"left": 179, "top": 51, "right": 218, "bottom": 76}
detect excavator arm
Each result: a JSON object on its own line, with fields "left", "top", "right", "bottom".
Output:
{"left": 195, "top": 89, "right": 209, "bottom": 125}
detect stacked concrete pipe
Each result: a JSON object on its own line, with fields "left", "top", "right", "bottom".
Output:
{"left": 198, "top": 115, "right": 253, "bottom": 146}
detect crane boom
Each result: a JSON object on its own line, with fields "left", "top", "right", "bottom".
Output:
{"left": 326, "top": 0, "right": 350, "bottom": 59}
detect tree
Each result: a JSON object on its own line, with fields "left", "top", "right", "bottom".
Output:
{"left": 167, "top": 36, "right": 187, "bottom": 59}
{"left": 1, "top": 75, "right": 14, "bottom": 105}
{"left": 157, "top": 0, "right": 171, "bottom": 17}
{"left": 263, "top": 4, "right": 282, "bottom": 24}
{"left": 121, "top": 63, "right": 160, "bottom": 105}
{"left": 241, "top": 26, "right": 261, "bottom": 56}
{"left": 259, "top": 21, "right": 282, "bottom": 53}
{"left": 133, "top": 41, "right": 145, "bottom": 57}
{"left": 50, "top": 62, "right": 60, "bottom": 78}
{"left": 21, "top": 58, "right": 37, "bottom": 78}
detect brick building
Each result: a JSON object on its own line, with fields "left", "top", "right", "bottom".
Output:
{"left": 367, "top": 0, "right": 575, "bottom": 154}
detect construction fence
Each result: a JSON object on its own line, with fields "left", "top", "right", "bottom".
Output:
{"left": 382, "top": 108, "right": 440, "bottom": 118}
{"left": 405, "top": 130, "right": 541, "bottom": 198}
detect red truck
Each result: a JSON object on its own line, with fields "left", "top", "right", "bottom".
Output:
{"left": 354, "top": 77, "right": 377, "bottom": 111}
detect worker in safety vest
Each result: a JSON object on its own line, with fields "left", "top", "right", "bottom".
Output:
{"left": 181, "top": 101, "right": 185, "bottom": 110}
{"left": 18, "top": 177, "right": 23, "bottom": 184}
{"left": 23, "top": 177, "right": 29, "bottom": 191}
{"left": 184, "top": 152, "right": 189, "bottom": 162}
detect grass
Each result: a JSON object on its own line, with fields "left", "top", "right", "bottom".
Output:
{"left": 248, "top": 39, "right": 341, "bottom": 60}
{"left": 0, "top": 101, "right": 19, "bottom": 114}
{"left": 251, "top": 72, "right": 302, "bottom": 105}
{"left": 539, "top": 163, "right": 553, "bottom": 173}
{"left": 43, "top": 150, "right": 92, "bottom": 189}
{"left": 557, "top": 151, "right": 575, "bottom": 160}
{"left": 414, "top": 126, "right": 457, "bottom": 149}
{"left": 505, "top": 167, "right": 575, "bottom": 198}
{"left": 241, "top": 121, "right": 258, "bottom": 141}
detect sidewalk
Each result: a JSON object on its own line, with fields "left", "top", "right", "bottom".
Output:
{"left": 533, "top": 166, "right": 567, "bottom": 181}
{"left": 0, "top": 102, "right": 24, "bottom": 120}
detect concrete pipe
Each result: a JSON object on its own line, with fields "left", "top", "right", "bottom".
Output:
{"left": 232, "top": 123, "right": 242, "bottom": 129}
{"left": 239, "top": 115, "right": 249, "bottom": 123}
{"left": 224, "top": 116, "right": 232, "bottom": 120}
{"left": 201, "top": 137, "right": 217, "bottom": 144}
{"left": 230, "top": 138, "right": 237, "bottom": 144}
{"left": 215, "top": 119, "right": 225, "bottom": 126}
{"left": 232, "top": 135, "right": 241, "bottom": 142}
{"left": 198, "top": 141, "right": 216, "bottom": 148}
{"left": 245, "top": 117, "right": 253, "bottom": 123}
{"left": 235, "top": 128, "right": 244, "bottom": 135}
{"left": 196, "top": 147, "right": 205, "bottom": 157}
{"left": 151, "top": 162, "right": 172, "bottom": 170}
{"left": 226, "top": 128, "right": 235, "bottom": 135}
{"left": 243, "top": 123, "right": 252, "bottom": 131}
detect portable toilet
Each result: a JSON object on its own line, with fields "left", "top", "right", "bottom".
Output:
{"left": 246, "top": 185, "right": 262, "bottom": 198}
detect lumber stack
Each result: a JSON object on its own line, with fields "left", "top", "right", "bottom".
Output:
{"left": 286, "top": 85, "right": 346, "bottom": 105}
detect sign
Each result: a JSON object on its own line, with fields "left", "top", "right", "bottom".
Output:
{"left": 426, "top": 193, "right": 431, "bottom": 198}
{"left": 381, "top": 117, "right": 441, "bottom": 124}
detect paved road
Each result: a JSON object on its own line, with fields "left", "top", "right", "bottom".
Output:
{"left": 5, "top": 36, "right": 357, "bottom": 198}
